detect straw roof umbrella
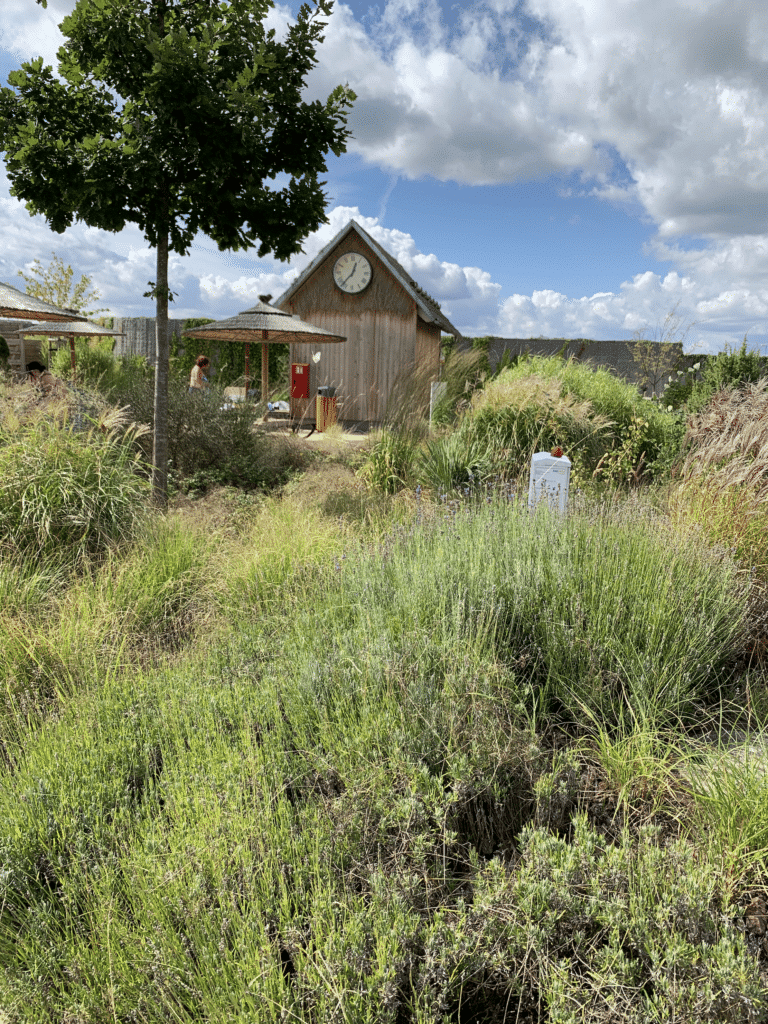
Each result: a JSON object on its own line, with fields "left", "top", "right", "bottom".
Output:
{"left": 0, "top": 280, "right": 89, "bottom": 322}
{"left": 183, "top": 299, "right": 345, "bottom": 403}
{"left": 14, "top": 319, "right": 123, "bottom": 376}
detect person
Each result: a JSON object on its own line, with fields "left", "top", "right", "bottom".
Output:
{"left": 189, "top": 354, "right": 210, "bottom": 393}
{"left": 26, "top": 360, "right": 63, "bottom": 398}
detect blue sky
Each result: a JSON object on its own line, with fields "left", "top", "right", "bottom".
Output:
{"left": 2, "top": 0, "right": 768, "bottom": 353}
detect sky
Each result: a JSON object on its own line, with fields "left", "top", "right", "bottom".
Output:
{"left": 1, "top": 0, "right": 768, "bottom": 353}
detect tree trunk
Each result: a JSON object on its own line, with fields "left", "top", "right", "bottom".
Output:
{"left": 152, "top": 223, "right": 170, "bottom": 506}
{"left": 150, "top": 0, "right": 169, "bottom": 508}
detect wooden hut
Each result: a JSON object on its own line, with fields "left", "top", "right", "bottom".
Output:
{"left": 275, "top": 220, "right": 461, "bottom": 425}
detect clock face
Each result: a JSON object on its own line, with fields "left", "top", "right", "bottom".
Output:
{"left": 333, "top": 252, "right": 372, "bottom": 294}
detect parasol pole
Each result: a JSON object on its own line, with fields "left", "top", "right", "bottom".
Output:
{"left": 244, "top": 342, "right": 250, "bottom": 399}
{"left": 261, "top": 329, "right": 269, "bottom": 403}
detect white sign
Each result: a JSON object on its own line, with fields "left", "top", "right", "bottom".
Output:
{"left": 528, "top": 451, "right": 571, "bottom": 513}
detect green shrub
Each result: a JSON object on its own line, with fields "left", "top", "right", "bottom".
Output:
{"left": 687, "top": 339, "right": 767, "bottom": 414}
{"left": 450, "top": 357, "right": 683, "bottom": 487}
{"left": 51, "top": 337, "right": 152, "bottom": 398}
{"left": 506, "top": 816, "right": 766, "bottom": 1021}
{"left": 418, "top": 367, "right": 613, "bottom": 491}
{"left": 0, "top": 484, "right": 758, "bottom": 1021}
{"left": 118, "top": 373, "right": 304, "bottom": 493}
{"left": 51, "top": 336, "right": 113, "bottom": 384}
{"left": 311, "top": 493, "right": 747, "bottom": 730}
{"left": 559, "top": 358, "right": 679, "bottom": 478}
{"left": 656, "top": 357, "right": 703, "bottom": 409}
{"left": 476, "top": 371, "right": 611, "bottom": 477}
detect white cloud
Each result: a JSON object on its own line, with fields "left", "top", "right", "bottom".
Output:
{"left": 7, "top": 0, "right": 768, "bottom": 244}
{"left": 496, "top": 248, "right": 768, "bottom": 351}
{"left": 305, "top": 2, "right": 598, "bottom": 185}
{"left": 304, "top": 0, "right": 768, "bottom": 242}
{"left": 0, "top": 0, "right": 71, "bottom": 66}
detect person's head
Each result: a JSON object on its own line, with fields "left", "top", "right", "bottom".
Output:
{"left": 195, "top": 355, "right": 210, "bottom": 368}
{"left": 26, "top": 360, "right": 47, "bottom": 379}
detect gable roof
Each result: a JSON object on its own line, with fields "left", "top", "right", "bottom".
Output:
{"left": 275, "top": 220, "right": 461, "bottom": 338}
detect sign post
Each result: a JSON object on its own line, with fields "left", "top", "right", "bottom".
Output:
{"left": 528, "top": 450, "right": 571, "bottom": 513}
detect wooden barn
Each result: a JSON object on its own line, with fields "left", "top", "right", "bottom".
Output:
{"left": 275, "top": 220, "right": 461, "bottom": 425}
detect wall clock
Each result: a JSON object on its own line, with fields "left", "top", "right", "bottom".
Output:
{"left": 333, "top": 252, "right": 372, "bottom": 294}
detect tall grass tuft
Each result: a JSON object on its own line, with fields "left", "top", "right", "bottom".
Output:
{"left": 0, "top": 418, "right": 149, "bottom": 562}
{"left": 684, "top": 733, "right": 768, "bottom": 884}
{"left": 358, "top": 428, "right": 420, "bottom": 493}
{"left": 416, "top": 370, "right": 605, "bottom": 491}
{"left": 501, "top": 356, "right": 681, "bottom": 481}
{"left": 670, "top": 378, "right": 768, "bottom": 578}
{"left": 471, "top": 371, "right": 611, "bottom": 477}
{"left": 0, "top": 519, "right": 219, "bottom": 749}
{"left": 429, "top": 347, "right": 487, "bottom": 427}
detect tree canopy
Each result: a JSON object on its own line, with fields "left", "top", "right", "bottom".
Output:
{"left": 18, "top": 252, "right": 107, "bottom": 318}
{"left": 0, "top": 0, "right": 354, "bottom": 502}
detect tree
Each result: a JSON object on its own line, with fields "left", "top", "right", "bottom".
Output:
{"left": 687, "top": 338, "right": 767, "bottom": 414}
{"left": 628, "top": 304, "right": 693, "bottom": 396}
{"left": 18, "top": 251, "right": 107, "bottom": 318}
{"left": 0, "top": 0, "right": 354, "bottom": 504}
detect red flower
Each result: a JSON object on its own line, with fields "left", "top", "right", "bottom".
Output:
{"left": 551, "top": 446, "right": 564, "bottom": 458}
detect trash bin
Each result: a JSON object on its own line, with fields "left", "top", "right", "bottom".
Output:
{"left": 316, "top": 386, "right": 337, "bottom": 432}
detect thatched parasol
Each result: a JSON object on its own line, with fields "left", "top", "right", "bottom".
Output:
{"left": 15, "top": 319, "right": 123, "bottom": 375}
{"left": 0, "top": 281, "right": 89, "bottom": 322}
{"left": 183, "top": 299, "right": 345, "bottom": 402}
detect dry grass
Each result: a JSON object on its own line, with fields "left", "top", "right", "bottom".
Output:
{"left": 670, "top": 378, "right": 768, "bottom": 579}
{"left": 679, "top": 378, "right": 768, "bottom": 492}
{"left": 471, "top": 371, "right": 598, "bottom": 422}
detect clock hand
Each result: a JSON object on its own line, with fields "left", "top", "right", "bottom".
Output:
{"left": 341, "top": 265, "right": 357, "bottom": 285}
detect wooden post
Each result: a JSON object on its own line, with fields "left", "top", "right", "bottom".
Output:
{"left": 261, "top": 332, "right": 269, "bottom": 403}
{"left": 69, "top": 336, "right": 76, "bottom": 379}
{"left": 244, "top": 341, "right": 250, "bottom": 399}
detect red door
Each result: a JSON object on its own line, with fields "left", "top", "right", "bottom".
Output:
{"left": 290, "top": 363, "right": 309, "bottom": 399}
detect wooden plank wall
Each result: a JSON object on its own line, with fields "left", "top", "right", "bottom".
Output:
{"left": 112, "top": 317, "right": 187, "bottom": 364}
{"left": 290, "top": 308, "right": 417, "bottom": 423}
{"left": 415, "top": 319, "right": 440, "bottom": 374}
